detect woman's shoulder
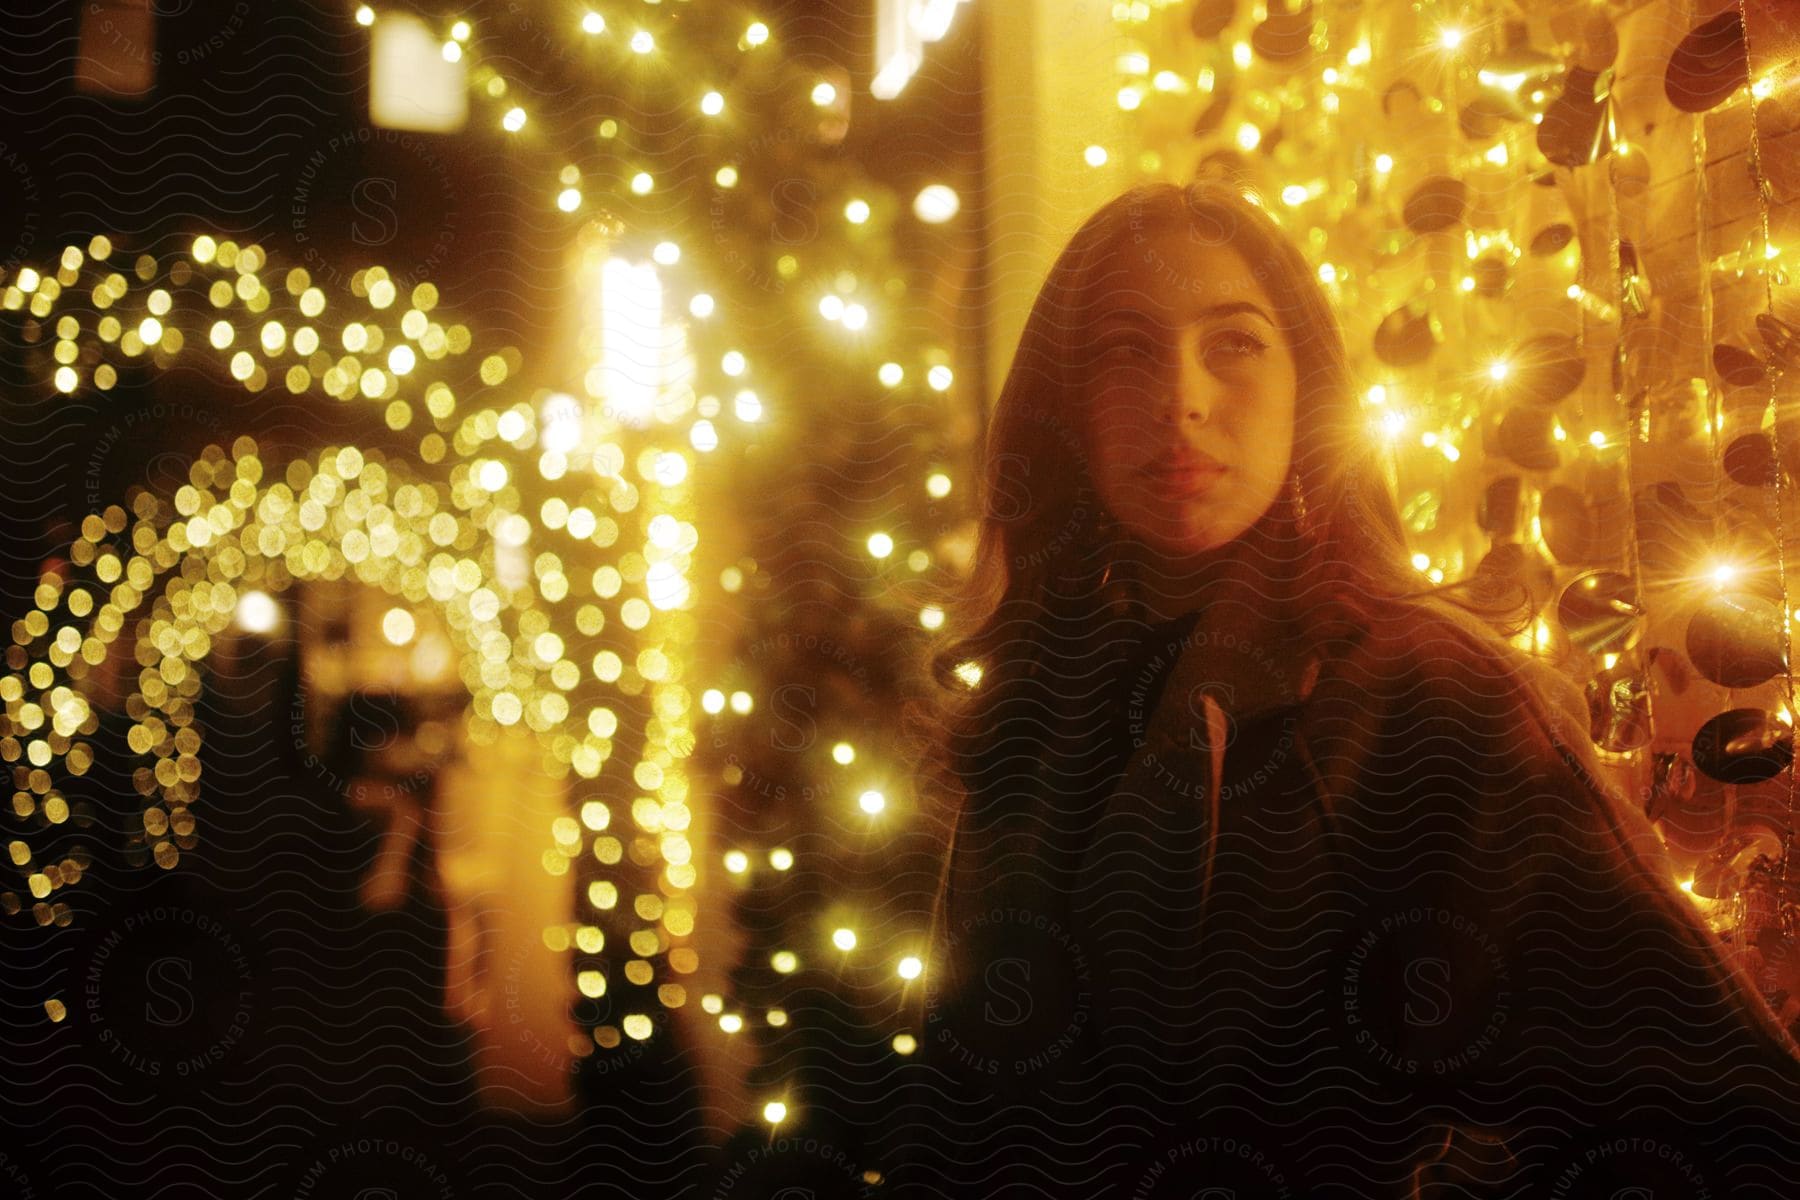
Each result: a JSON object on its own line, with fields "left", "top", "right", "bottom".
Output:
{"left": 1316, "top": 602, "right": 1517, "bottom": 708}
{"left": 1306, "top": 600, "right": 1588, "bottom": 764}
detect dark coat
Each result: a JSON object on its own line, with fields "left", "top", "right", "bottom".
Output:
{"left": 881, "top": 605, "right": 1800, "bottom": 1198}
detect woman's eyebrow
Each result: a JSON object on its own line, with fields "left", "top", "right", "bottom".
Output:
{"left": 1098, "top": 301, "right": 1276, "bottom": 328}
{"left": 1194, "top": 300, "right": 1277, "bottom": 324}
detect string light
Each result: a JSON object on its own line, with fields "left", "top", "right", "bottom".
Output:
{"left": 2, "top": 234, "right": 711, "bottom": 1052}
{"left": 381, "top": 608, "right": 417, "bottom": 646}
{"left": 235, "top": 590, "right": 280, "bottom": 634}
{"left": 914, "top": 184, "right": 960, "bottom": 224}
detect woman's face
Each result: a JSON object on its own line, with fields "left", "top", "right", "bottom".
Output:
{"left": 1082, "top": 229, "right": 1298, "bottom": 560}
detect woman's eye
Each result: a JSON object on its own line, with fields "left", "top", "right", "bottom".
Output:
{"left": 1210, "top": 331, "right": 1267, "bottom": 359}
{"left": 1102, "top": 338, "right": 1158, "bottom": 360}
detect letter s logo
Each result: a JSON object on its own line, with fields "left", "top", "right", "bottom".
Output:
{"left": 1181, "top": 682, "right": 1240, "bottom": 752}
{"left": 987, "top": 452, "right": 1033, "bottom": 523}
{"left": 349, "top": 178, "right": 401, "bottom": 247}
{"left": 144, "top": 955, "right": 196, "bottom": 1026}
{"left": 345, "top": 687, "right": 403, "bottom": 753}
{"left": 768, "top": 178, "right": 819, "bottom": 246}
{"left": 1403, "top": 956, "right": 1453, "bottom": 1028}
{"left": 983, "top": 956, "right": 1034, "bottom": 1027}
{"left": 767, "top": 684, "right": 816, "bottom": 753}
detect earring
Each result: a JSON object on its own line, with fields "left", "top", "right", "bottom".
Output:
{"left": 1090, "top": 506, "right": 1138, "bottom": 617}
{"left": 1094, "top": 506, "right": 1120, "bottom": 591}
{"left": 1288, "top": 470, "right": 1318, "bottom": 540}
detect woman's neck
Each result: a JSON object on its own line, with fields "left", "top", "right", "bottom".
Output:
{"left": 1122, "top": 528, "right": 1315, "bottom": 717}
{"left": 1119, "top": 513, "right": 1306, "bottom": 631}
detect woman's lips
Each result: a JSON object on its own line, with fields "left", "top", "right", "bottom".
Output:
{"left": 1141, "top": 462, "right": 1226, "bottom": 495}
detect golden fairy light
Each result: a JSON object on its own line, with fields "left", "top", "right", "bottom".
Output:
{"left": 16, "top": 3, "right": 979, "bottom": 1125}
{"left": 0, "top": 234, "right": 711, "bottom": 1043}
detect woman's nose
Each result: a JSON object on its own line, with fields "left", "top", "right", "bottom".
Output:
{"left": 1162, "top": 345, "right": 1215, "bottom": 425}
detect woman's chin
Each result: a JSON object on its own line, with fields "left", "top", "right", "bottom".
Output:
{"left": 1128, "top": 522, "right": 1236, "bottom": 563}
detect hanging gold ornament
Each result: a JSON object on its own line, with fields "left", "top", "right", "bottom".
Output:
{"left": 1538, "top": 65, "right": 1614, "bottom": 168}
{"left": 1692, "top": 708, "right": 1793, "bottom": 786}
{"left": 1722, "top": 432, "right": 1780, "bottom": 488}
{"left": 1528, "top": 222, "right": 1575, "bottom": 256}
{"left": 1381, "top": 79, "right": 1424, "bottom": 119}
{"left": 1190, "top": 0, "right": 1236, "bottom": 39}
{"left": 1193, "top": 78, "right": 1235, "bottom": 137}
{"left": 1371, "top": 296, "right": 1443, "bottom": 367}
{"left": 1494, "top": 405, "right": 1561, "bottom": 471}
{"left": 1458, "top": 96, "right": 1508, "bottom": 142}
{"left": 1477, "top": 476, "right": 1527, "bottom": 538}
{"left": 1250, "top": 0, "right": 1315, "bottom": 68}
{"left": 1665, "top": 1, "right": 1800, "bottom": 115}
{"left": 1556, "top": 570, "right": 1643, "bottom": 656}
{"left": 1692, "top": 830, "right": 1777, "bottom": 900}
{"left": 1714, "top": 342, "right": 1771, "bottom": 390}
{"left": 1585, "top": 660, "right": 1651, "bottom": 753}
{"left": 1646, "top": 750, "right": 1699, "bottom": 828}
{"left": 1539, "top": 485, "right": 1611, "bottom": 565}
{"left": 1402, "top": 175, "right": 1468, "bottom": 234}
{"left": 1686, "top": 592, "right": 1788, "bottom": 690}
{"left": 1474, "top": 19, "right": 1565, "bottom": 123}
{"left": 1469, "top": 251, "right": 1513, "bottom": 299}
{"left": 1620, "top": 239, "right": 1651, "bottom": 317}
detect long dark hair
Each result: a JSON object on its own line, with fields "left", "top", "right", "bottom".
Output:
{"left": 899, "top": 180, "right": 1714, "bottom": 1019}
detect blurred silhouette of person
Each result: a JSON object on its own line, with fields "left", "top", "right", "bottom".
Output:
{"left": 312, "top": 684, "right": 479, "bottom": 1122}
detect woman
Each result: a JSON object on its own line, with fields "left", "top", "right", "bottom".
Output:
{"left": 884, "top": 181, "right": 1800, "bottom": 1197}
